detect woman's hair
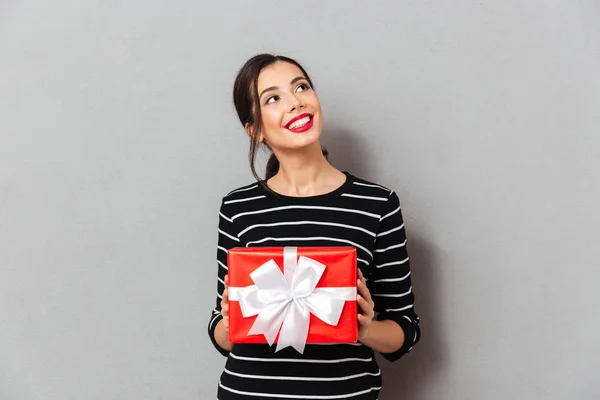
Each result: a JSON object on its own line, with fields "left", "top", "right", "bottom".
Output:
{"left": 232, "top": 53, "right": 328, "bottom": 183}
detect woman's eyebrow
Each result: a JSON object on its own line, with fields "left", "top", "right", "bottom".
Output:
{"left": 259, "top": 76, "right": 306, "bottom": 98}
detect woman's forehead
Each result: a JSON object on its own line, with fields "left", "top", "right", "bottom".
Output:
{"left": 257, "top": 62, "right": 305, "bottom": 91}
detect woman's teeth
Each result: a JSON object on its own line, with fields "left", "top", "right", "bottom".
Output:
{"left": 288, "top": 116, "right": 311, "bottom": 129}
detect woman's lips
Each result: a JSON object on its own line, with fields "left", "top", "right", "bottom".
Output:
{"left": 285, "top": 113, "right": 314, "bottom": 133}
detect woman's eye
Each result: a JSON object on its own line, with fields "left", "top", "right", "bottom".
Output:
{"left": 265, "top": 95, "right": 279, "bottom": 105}
{"left": 296, "top": 83, "right": 310, "bottom": 92}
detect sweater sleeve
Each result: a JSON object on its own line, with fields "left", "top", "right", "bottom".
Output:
{"left": 368, "top": 190, "right": 421, "bottom": 362}
{"left": 207, "top": 199, "right": 240, "bottom": 356}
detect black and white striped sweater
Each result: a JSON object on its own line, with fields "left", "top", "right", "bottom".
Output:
{"left": 208, "top": 171, "right": 420, "bottom": 400}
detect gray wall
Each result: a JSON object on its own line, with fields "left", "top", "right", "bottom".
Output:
{"left": 1, "top": 1, "right": 599, "bottom": 399}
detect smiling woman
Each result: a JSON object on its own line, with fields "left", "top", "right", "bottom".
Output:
{"left": 232, "top": 54, "right": 329, "bottom": 184}
{"left": 207, "top": 54, "right": 421, "bottom": 400}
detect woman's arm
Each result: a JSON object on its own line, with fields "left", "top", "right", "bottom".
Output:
{"left": 213, "top": 276, "right": 233, "bottom": 352}
{"left": 360, "top": 320, "right": 406, "bottom": 353}
{"left": 207, "top": 201, "right": 240, "bottom": 356}
{"left": 361, "top": 190, "right": 421, "bottom": 361}
{"left": 214, "top": 320, "right": 233, "bottom": 352}
{"left": 356, "top": 269, "right": 406, "bottom": 353}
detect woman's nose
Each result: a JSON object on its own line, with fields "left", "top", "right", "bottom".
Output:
{"left": 289, "top": 95, "right": 303, "bottom": 112}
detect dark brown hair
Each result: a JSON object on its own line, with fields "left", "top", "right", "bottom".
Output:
{"left": 232, "top": 54, "right": 328, "bottom": 184}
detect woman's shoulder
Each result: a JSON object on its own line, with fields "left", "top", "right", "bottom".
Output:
{"left": 220, "top": 180, "right": 264, "bottom": 204}
{"left": 343, "top": 171, "right": 406, "bottom": 215}
{"left": 345, "top": 171, "right": 396, "bottom": 197}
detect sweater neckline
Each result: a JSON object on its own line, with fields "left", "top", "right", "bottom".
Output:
{"left": 258, "top": 171, "right": 353, "bottom": 204}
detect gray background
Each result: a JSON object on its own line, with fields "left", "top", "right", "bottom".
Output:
{"left": 1, "top": 1, "right": 599, "bottom": 399}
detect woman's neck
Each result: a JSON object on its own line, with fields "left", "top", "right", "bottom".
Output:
{"left": 267, "top": 143, "right": 346, "bottom": 197}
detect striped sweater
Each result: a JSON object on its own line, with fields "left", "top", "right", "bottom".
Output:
{"left": 208, "top": 171, "right": 420, "bottom": 399}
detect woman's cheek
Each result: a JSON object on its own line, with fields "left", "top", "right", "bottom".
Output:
{"left": 265, "top": 110, "right": 283, "bottom": 130}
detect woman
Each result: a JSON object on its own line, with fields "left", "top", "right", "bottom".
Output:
{"left": 207, "top": 54, "right": 420, "bottom": 399}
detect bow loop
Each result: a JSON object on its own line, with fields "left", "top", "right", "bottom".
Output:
{"left": 290, "top": 256, "right": 326, "bottom": 298}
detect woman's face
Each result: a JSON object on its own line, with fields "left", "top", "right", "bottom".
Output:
{"left": 254, "top": 61, "right": 323, "bottom": 153}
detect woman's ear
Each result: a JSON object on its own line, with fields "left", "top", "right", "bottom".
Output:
{"left": 244, "top": 123, "right": 252, "bottom": 137}
{"left": 245, "top": 123, "right": 264, "bottom": 143}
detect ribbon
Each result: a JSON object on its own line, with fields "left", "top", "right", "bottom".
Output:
{"left": 228, "top": 247, "right": 357, "bottom": 353}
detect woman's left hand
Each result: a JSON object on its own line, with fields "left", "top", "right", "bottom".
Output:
{"left": 357, "top": 268, "right": 375, "bottom": 341}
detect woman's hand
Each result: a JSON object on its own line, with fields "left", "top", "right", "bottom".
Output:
{"left": 357, "top": 268, "right": 375, "bottom": 341}
{"left": 213, "top": 274, "right": 233, "bottom": 352}
{"left": 221, "top": 275, "right": 230, "bottom": 332}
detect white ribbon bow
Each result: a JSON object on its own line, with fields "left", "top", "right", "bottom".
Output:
{"left": 228, "top": 247, "right": 357, "bottom": 353}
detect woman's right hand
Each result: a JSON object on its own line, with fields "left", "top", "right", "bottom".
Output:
{"left": 220, "top": 275, "right": 230, "bottom": 332}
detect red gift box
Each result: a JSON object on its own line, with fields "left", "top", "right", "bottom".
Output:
{"left": 227, "top": 246, "right": 357, "bottom": 353}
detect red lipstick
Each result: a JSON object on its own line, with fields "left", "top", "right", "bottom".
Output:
{"left": 285, "top": 113, "right": 314, "bottom": 133}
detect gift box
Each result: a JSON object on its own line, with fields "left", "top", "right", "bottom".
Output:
{"left": 227, "top": 246, "right": 357, "bottom": 353}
